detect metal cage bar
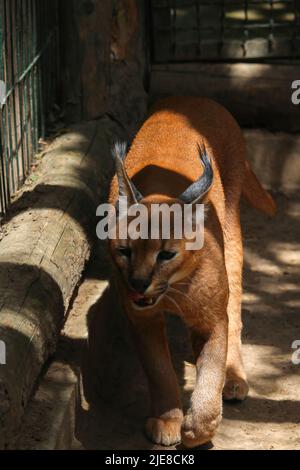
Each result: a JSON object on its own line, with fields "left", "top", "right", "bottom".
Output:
{"left": 151, "top": 0, "right": 300, "bottom": 62}
{"left": 0, "top": 0, "right": 60, "bottom": 216}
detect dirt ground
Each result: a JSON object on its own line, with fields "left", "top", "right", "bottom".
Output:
{"left": 57, "top": 192, "right": 300, "bottom": 450}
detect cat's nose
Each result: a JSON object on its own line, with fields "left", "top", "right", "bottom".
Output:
{"left": 130, "top": 277, "right": 151, "bottom": 294}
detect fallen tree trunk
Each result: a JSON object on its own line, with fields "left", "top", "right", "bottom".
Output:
{"left": 0, "top": 118, "right": 116, "bottom": 447}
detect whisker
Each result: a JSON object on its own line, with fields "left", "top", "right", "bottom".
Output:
{"left": 169, "top": 287, "right": 198, "bottom": 307}
{"left": 151, "top": 285, "right": 169, "bottom": 296}
{"left": 165, "top": 293, "right": 184, "bottom": 316}
{"left": 174, "top": 275, "right": 194, "bottom": 286}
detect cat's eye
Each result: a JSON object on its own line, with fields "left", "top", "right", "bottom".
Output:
{"left": 157, "top": 250, "right": 177, "bottom": 262}
{"left": 117, "top": 247, "right": 131, "bottom": 258}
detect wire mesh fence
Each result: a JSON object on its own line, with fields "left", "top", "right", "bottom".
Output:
{"left": 0, "top": 0, "right": 60, "bottom": 216}
{"left": 151, "top": 0, "right": 300, "bottom": 62}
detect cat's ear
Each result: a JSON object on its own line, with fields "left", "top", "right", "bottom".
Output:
{"left": 112, "top": 142, "right": 143, "bottom": 206}
{"left": 179, "top": 144, "right": 213, "bottom": 205}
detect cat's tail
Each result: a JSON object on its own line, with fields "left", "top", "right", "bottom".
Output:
{"left": 242, "top": 161, "right": 277, "bottom": 216}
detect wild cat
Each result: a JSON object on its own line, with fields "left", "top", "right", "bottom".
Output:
{"left": 104, "top": 97, "right": 276, "bottom": 447}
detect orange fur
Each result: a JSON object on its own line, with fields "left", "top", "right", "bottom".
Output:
{"left": 105, "top": 97, "right": 276, "bottom": 447}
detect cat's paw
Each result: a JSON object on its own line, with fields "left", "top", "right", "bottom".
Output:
{"left": 181, "top": 409, "right": 221, "bottom": 448}
{"left": 145, "top": 414, "right": 182, "bottom": 446}
{"left": 223, "top": 375, "right": 249, "bottom": 401}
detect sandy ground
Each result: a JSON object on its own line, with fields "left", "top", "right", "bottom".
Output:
{"left": 57, "top": 192, "right": 300, "bottom": 450}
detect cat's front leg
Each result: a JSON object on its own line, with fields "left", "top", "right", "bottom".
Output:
{"left": 182, "top": 319, "right": 228, "bottom": 448}
{"left": 129, "top": 312, "right": 183, "bottom": 446}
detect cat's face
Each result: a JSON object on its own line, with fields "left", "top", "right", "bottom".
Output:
{"left": 109, "top": 197, "right": 198, "bottom": 310}
{"left": 108, "top": 141, "right": 213, "bottom": 309}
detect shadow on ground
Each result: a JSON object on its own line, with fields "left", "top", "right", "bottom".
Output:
{"left": 56, "top": 192, "right": 300, "bottom": 450}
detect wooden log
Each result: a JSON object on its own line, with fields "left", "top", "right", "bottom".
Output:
{"left": 150, "top": 62, "right": 300, "bottom": 132}
{"left": 109, "top": 0, "right": 148, "bottom": 140}
{"left": 0, "top": 119, "right": 115, "bottom": 447}
{"left": 59, "top": 0, "right": 112, "bottom": 122}
{"left": 59, "top": 0, "right": 147, "bottom": 132}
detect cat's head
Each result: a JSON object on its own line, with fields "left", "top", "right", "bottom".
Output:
{"left": 108, "top": 142, "right": 213, "bottom": 310}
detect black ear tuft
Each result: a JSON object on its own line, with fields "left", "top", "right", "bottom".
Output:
{"left": 112, "top": 141, "right": 127, "bottom": 162}
{"left": 112, "top": 141, "right": 143, "bottom": 204}
{"left": 179, "top": 143, "right": 213, "bottom": 205}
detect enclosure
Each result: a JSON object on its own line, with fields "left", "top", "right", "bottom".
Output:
{"left": 0, "top": 0, "right": 300, "bottom": 451}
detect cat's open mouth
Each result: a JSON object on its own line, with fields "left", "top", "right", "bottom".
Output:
{"left": 128, "top": 290, "right": 165, "bottom": 309}
{"left": 133, "top": 297, "right": 156, "bottom": 308}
